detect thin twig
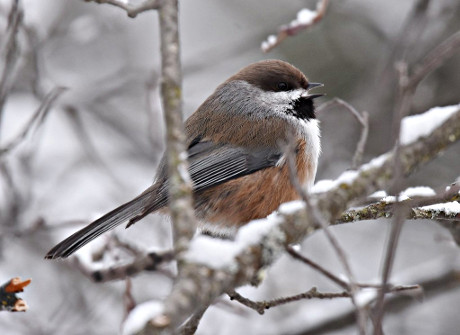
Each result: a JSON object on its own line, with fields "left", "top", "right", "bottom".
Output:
{"left": 63, "top": 105, "right": 128, "bottom": 191}
{"left": 375, "top": 60, "right": 410, "bottom": 333}
{"left": 317, "top": 98, "right": 369, "bottom": 168}
{"left": 0, "top": 217, "right": 87, "bottom": 239}
{"left": 290, "top": 270, "right": 455, "bottom": 335}
{"left": 0, "top": 87, "right": 66, "bottom": 156}
{"left": 179, "top": 305, "right": 209, "bottom": 335}
{"left": 0, "top": 0, "right": 23, "bottom": 131}
{"left": 74, "top": 250, "right": 175, "bottom": 282}
{"left": 83, "top": 0, "right": 162, "bottom": 18}
{"left": 287, "top": 247, "right": 423, "bottom": 293}
{"left": 374, "top": 29, "right": 460, "bottom": 335}
{"left": 286, "top": 246, "right": 350, "bottom": 290}
{"left": 380, "top": 0, "right": 431, "bottom": 81}
{"left": 393, "top": 29, "right": 460, "bottom": 141}
{"left": 262, "top": 0, "right": 328, "bottom": 53}
{"left": 229, "top": 283, "right": 421, "bottom": 316}
{"left": 228, "top": 288, "right": 350, "bottom": 315}
{"left": 284, "top": 137, "right": 368, "bottom": 335}
{"left": 407, "top": 29, "right": 460, "bottom": 92}
{"left": 0, "top": 161, "right": 22, "bottom": 227}
{"left": 123, "top": 278, "right": 136, "bottom": 320}
{"left": 373, "top": 201, "right": 410, "bottom": 335}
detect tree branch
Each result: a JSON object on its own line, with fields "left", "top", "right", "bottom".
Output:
{"left": 0, "top": 87, "right": 66, "bottom": 156}
{"left": 261, "top": 0, "right": 328, "bottom": 52}
{"left": 318, "top": 98, "right": 369, "bottom": 169}
{"left": 83, "top": 0, "right": 162, "bottom": 18}
{"left": 75, "top": 250, "right": 175, "bottom": 282}
{"left": 158, "top": 0, "right": 196, "bottom": 254}
{"left": 0, "top": 0, "right": 23, "bottom": 132}
{"left": 229, "top": 287, "right": 350, "bottom": 315}
{"left": 339, "top": 183, "right": 460, "bottom": 224}
{"left": 141, "top": 106, "right": 460, "bottom": 332}
{"left": 289, "top": 269, "right": 458, "bottom": 335}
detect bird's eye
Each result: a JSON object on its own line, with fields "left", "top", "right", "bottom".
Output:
{"left": 277, "top": 82, "right": 289, "bottom": 91}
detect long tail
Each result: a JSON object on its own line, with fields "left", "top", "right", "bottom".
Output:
{"left": 45, "top": 184, "right": 166, "bottom": 259}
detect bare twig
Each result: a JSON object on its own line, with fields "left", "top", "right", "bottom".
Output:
{"left": 228, "top": 288, "right": 350, "bottom": 315}
{"left": 0, "top": 87, "right": 66, "bottom": 156}
{"left": 0, "top": 161, "right": 22, "bottom": 227}
{"left": 0, "top": 217, "right": 88, "bottom": 239}
{"left": 63, "top": 105, "right": 128, "bottom": 191}
{"left": 286, "top": 246, "right": 350, "bottom": 290}
{"left": 0, "top": 0, "right": 23, "bottom": 131}
{"left": 74, "top": 250, "right": 175, "bottom": 282}
{"left": 229, "top": 283, "right": 420, "bottom": 316}
{"left": 374, "top": 30, "right": 460, "bottom": 334}
{"left": 287, "top": 246, "right": 423, "bottom": 293}
{"left": 394, "top": 29, "right": 460, "bottom": 137}
{"left": 123, "top": 278, "right": 136, "bottom": 320}
{"left": 83, "top": 0, "right": 162, "bottom": 18}
{"left": 179, "top": 305, "right": 209, "bottom": 335}
{"left": 373, "top": 201, "right": 410, "bottom": 335}
{"left": 317, "top": 98, "right": 369, "bottom": 168}
{"left": 407, "top": 30, "right": 460, "bottom": 92}
{"left": 291, "top": 270, "right": 456, "bottom": 335}
{"left": 284, "top": 137, "right": 368, "bottom": 335}
{"left": 261, "top": 0, "right": 328, "bottom": 52}
{"left": 381, "top": 0, "right": 432, "bottom": 80}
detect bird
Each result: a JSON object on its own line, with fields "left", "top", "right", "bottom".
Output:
{"left": 45, "top": 59, "right": 323, "bottom": 259}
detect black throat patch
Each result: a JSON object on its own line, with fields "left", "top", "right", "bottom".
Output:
{"left": 289, "top": 97, "right": 316, "bottom": 120}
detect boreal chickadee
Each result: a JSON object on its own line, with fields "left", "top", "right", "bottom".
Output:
{"left": 45, "top": 59, "right": 323, "bottom": 259}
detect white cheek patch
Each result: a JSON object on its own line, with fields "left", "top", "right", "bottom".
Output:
{"left": 258, "top": 88, "right": 305, "bottom": 114}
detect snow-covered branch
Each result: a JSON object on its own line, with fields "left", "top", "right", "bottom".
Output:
{"left": 339, "top": 184, "right": 460, "bottom": 224}
{"left": 129, "top": 105, "right": 460, "bottom": 334}
{"left": 261, "top": 0, "right": 328, "bottom": 52}
{"left": 83, "top": 0, "right": 162, "bottom": 18}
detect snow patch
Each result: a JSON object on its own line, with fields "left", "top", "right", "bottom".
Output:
{"left": 186, "top": 214, "right": 283, "bottom": 269}
{"left": 355, "top": 288, "right": 378, "bottom": 307}
{"left": 295, "top": 8, "right": 316, "bottom": 25}
{"left": 261, "top": 34, "right": 277, "bottom": 51}
{"left": 122, "top": 301, "right": 164, "bottom": 335}
{"left": 382, "top": 195, "right": 409, "bottom": 203}
{"left": 311, "top": 179, "right": 335, "bottom": 193}
{"left": 401, "top": 186, "right": 436, "bottom": 198}
{"left": 185, "top": 235, "right": 241, "bottom": 269}
{"left": 420, "top": 202, "right": 460, "bottom": 215}
{"left": 400, "top": 104, "right": 460, "bottom": 145}
{"left": 278, "top": 200, "right": 305, "bottom": 214}
{"left": 369, "top": 190, "right": 388, "bottom": 199}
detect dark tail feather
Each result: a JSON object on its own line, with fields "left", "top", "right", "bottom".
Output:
{"left": 45, "top": 185, "right": 165, "bottom": 259}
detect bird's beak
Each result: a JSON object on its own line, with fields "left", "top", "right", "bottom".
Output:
{"left": 305, "top": 93, "right": 324, "bottom": 100}
{"left": 303, "top": 83, "right": 324, "bottom": 100}
{"left": 307, "top": 82, "right": 324, "bottom": 90}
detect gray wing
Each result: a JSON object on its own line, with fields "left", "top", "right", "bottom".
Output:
{"left": 45, "top": 140, "right": 281, "bottom": 259}
{"left": 186, "top": 140, "right": 282, "bottom": 191}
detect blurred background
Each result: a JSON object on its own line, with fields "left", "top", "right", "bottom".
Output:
{"left": 0, "top": 0, "right": 459, "bottom": 334}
